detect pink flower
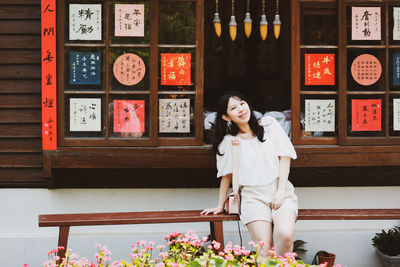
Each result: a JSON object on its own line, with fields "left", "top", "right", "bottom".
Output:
{"left": 213, "top": 241, "right": 221, "bottom": 250}
{"left": 248, "top": 241, "right": 256, "bottom": 247}
{"left": 258, "top": 240, "right": 266, "bottom": 246}
{"left": 157, "top": 245, "right": 165, "bottom": 251}
{"left": 202, "top": 236, "right": 209, "bottom": 242}
{"left": 23, "top": 264, "right": 29, "bottom": 267}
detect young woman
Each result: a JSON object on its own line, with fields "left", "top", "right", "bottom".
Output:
{"left": 201, "top": 91, "right": 298, "bottom": 258}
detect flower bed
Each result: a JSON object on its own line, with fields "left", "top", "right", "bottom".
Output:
{"left": 40, "top": 231, "right": 341, "bottom": 267}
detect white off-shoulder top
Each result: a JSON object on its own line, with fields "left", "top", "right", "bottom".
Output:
{"left": 216, "top": 116, "right": 297, "bottom": 186}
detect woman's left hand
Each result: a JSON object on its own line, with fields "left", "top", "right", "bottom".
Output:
{"left": 271, "top": 189, "right": 285, "bottom": 210}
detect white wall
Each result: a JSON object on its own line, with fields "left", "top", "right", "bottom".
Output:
{"left": 0, "top": 187, "right": 399, "bottom": 267}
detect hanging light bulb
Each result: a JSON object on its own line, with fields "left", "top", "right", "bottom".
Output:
{"left": 244, "top": 0, "right": 252, "bottom": 38}
{"left": 229, "top": 0, "right": 237, "bottom": 41}
{"left": 260, "top": 0, "right": 268, "bottom": 40}
{"left": 273, "top": 0, "right": 281, "bottom": 39}
{"left": 213, "top": 0, "right": 221, "bottom": 37}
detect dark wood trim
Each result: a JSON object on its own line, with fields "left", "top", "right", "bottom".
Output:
{"left": 291, "top": 0, "right": 300, "bottom": 145}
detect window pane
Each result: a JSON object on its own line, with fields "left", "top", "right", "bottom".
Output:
{"left": 110, "top": 48, "right": 150, "bottom": 91}
{"left": 159, "top": 48, "right": 195, "bottom": 91}
{"left": 159, "top": 1, "right": 196, "bottom": 44}
{"left": 347, "top": 95, "right": 385, "bottom": 137}
{"left": 66, "top": 1, "right": 105, "bottom": 44}
{"left": 347, "top": 5, "right": 384, "bottom": 46}
{"left": 158, "top": 94, "right": 195, "bottom": 138}
{"left": 300, "top": 95, "right": 338, "bottom": 138}
{"left": 301, "top": 3, "right": 337, "bottom": 45}
{"left": 301, "top": 49, "right": 337, "bottom": 91}
{"left": 65, "top": 48, "right": 105, "bottom": 91}
{"left": 389, "top": 95, "right": 400, "bottom": 136}
{"left": 111, "top": 0, "right": 150, "bottom": 44}
{"left": 347, "top": 49, "right": 385, "bottom": 91}
{"left": 108, "top": 95, "right": 150, "bottom": 138}
{"left": 65, "top": 95, "right": 105, "bottom": 138}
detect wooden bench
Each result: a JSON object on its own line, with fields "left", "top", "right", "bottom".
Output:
{"left": 39, "top": 209, "right": 400, "bottom": 259}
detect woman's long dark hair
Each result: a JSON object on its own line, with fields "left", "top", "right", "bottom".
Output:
{"left": 213, "top": 91, "right": 264, "bottom": 155}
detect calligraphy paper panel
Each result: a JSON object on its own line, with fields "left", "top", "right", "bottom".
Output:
{"left": 351, "top": 54, "right": 382, "bottom": 86}
{"left": 113, "top": 100, "right": 145, "bottom": 133}
{"left": 394, "top": 8, "right": 400, "bottom": 40}
{"left": 113, "top": 53, "right": 146, "bottom": 86}
{"left": 351, "top": 99, "right": 382, "bottom": 131}
{"left": 304, "top": 54, "right": 335, "bottom": 86}
{"left": 69, "top": 4, "right": 102, "bottom": 40}
{"left": 305, "top": 99, "right": 335, "bottom": 132}
{"left": 159, "top": 99, "right": 190, "bottom": 133}
{"left": 70, "top": 98, "right": 101, "bottom": 131}
{"left": 394, "top": 99, "right": 400, "bottom": 131}
{"left": 393, "top": 53, "right": 400, "bottom": 86}
{"left": 352, "top": 7, "right": 381, "bottom": 40}
{"left": 161, "top": 53, "right": 191, "bottom": 85}
{"left": 115, "top": 4, "right": 144, "bottom": 37}
{"left": 70, "top": 52, "right": 101, "bottom": 85}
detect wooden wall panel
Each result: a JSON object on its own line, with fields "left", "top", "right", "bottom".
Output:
{"left": 0, "top": 35, "right": 40, "bottom": 49}
{"left": 0, "top": 153, "right": 42, "bottom": 167}
{"left": 0, "top": 1, "right": 45, "bottom": 187}
{"left": 0, "top": 20, "right": 40, "bottom": 34}
{"left": 0, "top": 94, "right": 41, "bottom": 108}
{"left": 0, "top": 65, "right": 41, "bottom": 79}
{"left": 0, "top": 79, "right": 41, "bottom": 93}
{"left": 0, "top": 50, "right": 40, "bottom": 64}
{"left": 0, "top": 138, "right": 41, "bottom": 152}
{"left": 0, "top": 1, "right": 40, "bottom": 4}
{"left": 0, "top": 123, "right": 41, "bottom": 137}
{"left": 0, "top": 108, "right": 41, "bottom": 122}
{"left": 0, "top": 5, "right": 40, "bottom": 19}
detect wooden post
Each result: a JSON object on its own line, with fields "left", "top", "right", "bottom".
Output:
{"left": 57, "top": 226, "right": 70, "bottom": 260}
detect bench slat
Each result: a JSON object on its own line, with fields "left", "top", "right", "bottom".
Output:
{"left": 39, "top": 210, "right": 239, "bottom": 227}
{"left": 39, "top": 209, "right": 400, "bottom": 227}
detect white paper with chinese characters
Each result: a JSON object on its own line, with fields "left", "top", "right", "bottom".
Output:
{"left": 351, "top": 7, "right": 381, "bottom": 40}
{"left": 159, "top": 99, "right": 190, "bottom": 133}
{"left": 69, "top": 4, "right": 102, "bottom": 40}
{"left": 115, "top": 4, "right": 144, "bottom": 37}
{"left": 394, "top": 99, "right": 400, "bottom": 131}
{"left": 70, "top": 98, "right": 101, "bottom": 131}
{"left": 394, "top": 8, "right": 400, "bottom": 40}
{"left": 305, "top": 99, "right": 335, "bottom": 132}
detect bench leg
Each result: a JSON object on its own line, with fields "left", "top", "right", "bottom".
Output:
{"left": 211, "top": 221, "right": 224, "bottom": 252}
{"left": 57, "top": 226, "right": 70, "bottom": 260}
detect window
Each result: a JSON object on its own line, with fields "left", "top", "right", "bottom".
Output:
{"left": 58, "top": 0, "right": 203, "bottom": 147}
{"left": 293, "top": 0, "right": 400, "bottom": 145}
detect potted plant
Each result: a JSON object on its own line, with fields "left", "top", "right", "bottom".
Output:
{"left": 311, "top": 250, "right": 336, "bottom": 267}
{"left": 372, "top": 226, "right": 400, "bottom": 267}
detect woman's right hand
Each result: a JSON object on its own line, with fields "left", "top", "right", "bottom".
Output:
{"left": 201, "top": 206, "right": 224, "bottom": 215}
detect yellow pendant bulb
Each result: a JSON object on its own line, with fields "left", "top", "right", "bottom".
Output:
{"left": 273, "top": 14, "right": 281, "bottom": 39}
{"left": 244, "top": 13, "right": 252, "bottom": 38}
{"left": 260, "top": 15, "right": 268, "bottom": 41}
{"left": 229, "top": 16, "right": 237, "bottom": 41}
{"left": 213, "top": 13, "right": 221, "bottom": 37}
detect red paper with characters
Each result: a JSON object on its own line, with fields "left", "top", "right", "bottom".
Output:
{"left": 161, "top": 53, "right": 191, "bottom": 85}
{"left": 351, "top": 99, "right": 382, "bottom": 131}
{"left": 305, "top": 54, "right": 335, "bottom": 86}
{"left": 42, "top": 0, "right": 57, "bottom": 150}
{"left": 113, "top": 100, "right": 145, "bottom": 133}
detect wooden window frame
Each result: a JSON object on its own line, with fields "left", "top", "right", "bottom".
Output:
{"left": 56, "top": 0, "right": 204, "bottom": 147}
{"left": 293, "top": 0, "right": 400, "bottom": 146}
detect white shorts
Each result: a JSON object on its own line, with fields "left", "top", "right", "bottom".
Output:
{"left": 239, "top": 180, "right": 298, "bottom": 225}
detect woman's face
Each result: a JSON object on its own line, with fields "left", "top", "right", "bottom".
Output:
{"left": 224, "top": 97, "right": 251, "bottom": 125}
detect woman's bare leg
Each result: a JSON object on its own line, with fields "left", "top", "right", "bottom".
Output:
{"left": 246, "top": 220, "right": 273, "bottom": 259}
{"left": 272, "top": 209, "right": 297, "bottom": 256}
